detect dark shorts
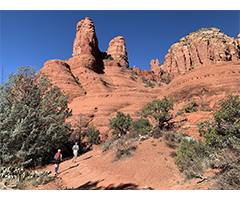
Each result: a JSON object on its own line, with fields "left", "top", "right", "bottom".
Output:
{"left": 55, "top": 159, "right": 61, "bottom": 164}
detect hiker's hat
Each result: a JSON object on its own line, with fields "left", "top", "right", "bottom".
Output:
{"left": 58, "top": 149, "right": 61, "bottom": 152}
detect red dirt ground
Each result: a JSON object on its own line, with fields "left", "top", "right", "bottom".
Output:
{"left": 35, "top": 137, "right": 215, "bottom": 190}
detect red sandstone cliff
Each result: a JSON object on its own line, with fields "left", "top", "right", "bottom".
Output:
{"left": 41, "top": 17, "right": 161, "bottom": 139}
{"left": 40, "top": 18, "right": 240, "bottom": 139}
{"left": 158, "top": 28, "right": 240, "bottom": 76}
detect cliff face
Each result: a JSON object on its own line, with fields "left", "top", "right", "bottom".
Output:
{"left": 160, "top": 28, "right": 240, "bottom": 76}
{"left": 41, "top": 17, "right": 160, "bottom": 139}
{"left": 41, "top": 18, "right": 240, "bottom": 139}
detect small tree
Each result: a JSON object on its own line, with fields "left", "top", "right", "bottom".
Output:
{"left": 130, "top": 118, "right": 153, "bottom": 137}
{"left": 0, "top": 66, "right": 73, "bottom": 168}
{"left": 139, "top": 96, "right": 174, "bottom": 130}
{"left": 86, "top": 124, "right": 100, "bottom": 145}
{"left": 109, "top": 111, "right": 132, "bottom": 138}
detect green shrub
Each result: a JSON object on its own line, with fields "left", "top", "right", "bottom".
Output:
{"left": 130, "top": 118, "right": 153, "bottom": 138}
{"left": 197, "top": 94, "right": 240, "bottom": 189}
{"left": 0, "top": 66, "right": 73, "bottom": 168}
{"left": 86, "top": 124, "right": 100, "bottom": 145}
{"left": 138, "top": 96, "right": 174, "bottom": 130}
{"left": 109, "top": 111, "right": 132, "bottom": 138}
{"left": 200, "top": 102, "right": 211, "bottom": 111}
{"left": 141, "top": 77, "right": 156, "bottom": 88}
{"left": 174, "top": 139, "right": 210, "bottom": 178}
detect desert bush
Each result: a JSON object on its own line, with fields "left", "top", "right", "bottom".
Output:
{"left": 101, "top": 137, "right": 116, "bottom": 154}
{"left": 0, "top": 66, "right": 73, "bottom": 168}
{"left": 130, "top": 118, "right": 153, "bottom": 138}
{"left": 0, "top": 166, "right": 52, "bottom": 189}
{"left": 200, "top": 102, "right": 211, "bottom": 111}
{"left": 182, "top": 99, "right": 198, "bottom": 113}
{"left": 109, "top": 111, "right": 132, "bottom": 138}
{"left": 141, "top": 77, "right": 156, "bottom": 88}
{"left": 85, "top": 124, "right": 100, "bottom": 145}
{"left": 163, "top": 132, "right": 184, "bottom": 150}
{"left": 163, "top": 132, "right": 183, "bottom": 144}
{"left": 113, "top": 135, "right": 137, "bottom": 161}
{"left": 174, "top": 138, "right": 210, "bottom": 179}
{"left": 138, "top": 96, "right": 174, "bottom": 130}
{"left": 115, "top": 145, "right": 137, "bottom": 161}
{"left": 197, "top": 94, "right": 240, "bottom": 189}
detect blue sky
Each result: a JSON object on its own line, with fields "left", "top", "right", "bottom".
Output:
{"left": 0, "top": 8, "right": 240, "bottom": 82}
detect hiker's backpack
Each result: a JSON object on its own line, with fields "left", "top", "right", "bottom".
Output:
{"left": 74, "top": 145, "right": 78, "bottom": 150}
{"left": 56, "top": 152, "right": 61, "bottom": 159}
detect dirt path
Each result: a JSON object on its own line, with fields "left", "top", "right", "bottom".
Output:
{"left": 35, "top": 138, "right": 212, "bottom": 190}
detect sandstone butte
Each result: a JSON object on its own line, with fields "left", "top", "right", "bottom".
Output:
{"left": 37, "top": 17, "right": 240, "bottom": 190}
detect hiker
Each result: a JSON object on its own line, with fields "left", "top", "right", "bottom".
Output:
{"left": 54, "top": 149, "right": 62, "bottom": 175}
{"left": 72, "top": 142, "right": 79, "bottom": 163}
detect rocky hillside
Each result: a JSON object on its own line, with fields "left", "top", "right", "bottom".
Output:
{"left": 41, "top": 17, "right": 240, "bottom": 140}
{"left": 156, "top": 28, "right": 240, "bottom": 76}
{"left": 41, "top": 17, "right": 161, "bottom": 139}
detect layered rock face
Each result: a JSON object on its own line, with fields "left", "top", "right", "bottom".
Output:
{"left": 41, "top": 17, "right": 159, "bottom": 139}
{"left": 159, "top": 60, "right": 240, "bottom": 105}
{"left": 72, "top": 17, "right": 100, "bottom": 58}
{"left": 107, "top": 36, "right": 129, "bottom": 68}
{"left": 41, "top": 17, "right": 240, "bottom": 139}
{"left": 162, "top": 28, "right": 240, "bottom": 76}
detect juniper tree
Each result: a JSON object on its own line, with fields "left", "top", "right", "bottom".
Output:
{"left": 85, "top": 123, "right": 100, "bottom": 145}
{"left": 109, "top": 111, "right": 132, "bottom": 138}
{"left": 138, "top": 96, "right": 174, "bottom": 130}
{"left": 130, "top": 118, "right": 153, "bottom": 137}
{"left": 0, "top": 66, "right": 73, "bottom": 168}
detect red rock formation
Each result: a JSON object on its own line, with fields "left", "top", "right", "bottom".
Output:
{"left": 162, "top": 28, "right": 240, "bottom": 76}
{"left": 72, "top": 17, "right": 100, "bottom": 58}
{"left": 106, "top": 36, "right": 129, "bottom": 68}
{"left": 237, "top": 33, "right": 240, "bottom": 48}
{"left": 41, "top": 60, "right": 86, "bottom": 102}
{"left": 41, "top": 18, "right": 160, "bottom": 139}
{"left": 159, "top": 60, "right": 240, "bottom": 104}
{"left": 41, "top": 17, "right": 240, "bottom": 140}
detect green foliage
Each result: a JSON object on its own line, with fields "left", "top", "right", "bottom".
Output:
{"left": 86, "top": 124, "right": 100, "bottom": 145}
{"left": 75, "top": 76, "right": 83, "bottom": 89}
{"left": 199, "top": 94, "right": 240, "bottom": 151}
{"left": 182, "top": 99, "right": 198, "bottom": 113}
{"left": 141, "top": 77, "right": 156, "bottom": 88}
{"left": 109, "top": 111, "right": 132, "bottom": 138}
{"left": 103, "top": 55, "right": 114, "bottom": 60}
{"left": 161, "top": 76, "right": 171, "bottom": 84}
{"left": 197, "top": 94, "right": 240, "bottom": 188}
{"left": 200, "top": 102, "right": 211, "bottom": 111}
{"left": 0, "top": 66, "right": 73, "bottom": 168}
{"left": 174, "top": 138, "right": 210, "bottom": 179}
{"left": 163, "top": 131, "right": 183, "bottom": 144}
{"left": 138, "top": 96, "right": 174, "bottom": 130}
{"left": 130, "top": 118, "right": 153, "bottom": 138}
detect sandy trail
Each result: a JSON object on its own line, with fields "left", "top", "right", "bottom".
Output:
{"left": 36, "top": 138, "right": 211, "bottom": 190}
